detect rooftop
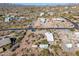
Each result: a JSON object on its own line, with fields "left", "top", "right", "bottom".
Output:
{"left": 45, "top": 32, "right": 54, "bottom": 42}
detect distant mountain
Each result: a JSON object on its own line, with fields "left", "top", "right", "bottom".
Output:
{"left": 0, "top": 3, "right": 79, "bottom": 8}
{"left": 0, "top": 3, "right": 24, "bottom": 8}
{"left": 16, "top": 3, "right": 79, "bottom": 6}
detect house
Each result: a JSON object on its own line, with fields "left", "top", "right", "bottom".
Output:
{"left": 39, "top": 44, "right": 48, "bottom": 49}
{"left": 18, "top": 17, "right": 26, "bottom": 20}
{"left": 40, "top": 12, "right": 44, "bottom": 16}
{"left": 0, "top": 37, "right": 11, "bottom": 48}
{"left": 48, "top": 12, "right": 54, "bottom": 15}
{"left": 45, "top": 32, "right": 54, "bottom": 44}
{"left": 5, "top": 17, "right": 10, "bottom": 22}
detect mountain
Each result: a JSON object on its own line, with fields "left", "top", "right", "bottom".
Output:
{"left": 0, "top": 3, "right": 24, "bottom": 8}
{"left": 0, "top": 3, "right": 79, "bottom": 8}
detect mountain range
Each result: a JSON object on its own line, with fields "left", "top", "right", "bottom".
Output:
{"left": 0, "top": 3, "right": 79, "bottom": 7}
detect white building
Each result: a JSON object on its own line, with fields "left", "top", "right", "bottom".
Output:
{"left": 5, "top": 17, "right": 10, "bottom": 22}
{"left": 0, "top": 37, "right": 11, "bottom": 47}
{"left": 39, "top": 44, "right": 48, "bottom": 49}
{"left": 76, "top": 44, "right": 79, "bottom": 47}
{"left": 38, "top": 18, "right": 46, "bottom": 24}
{"left": 40, "top": 12, "right": 44, "bottom": 16}
{"left": 52, "top": 18, "right": 65, "bottom": 21}
{"left": 48, "top": 12, "right": 54, "bottom": 15}
{"left": 65, "top": 43, "right": 72, "bottom": 48}
{"left": 32, "top": 45, "right": 38, "bottom": 48}
{"left": 45, "top": 32, "right": 54, "bottom": 44}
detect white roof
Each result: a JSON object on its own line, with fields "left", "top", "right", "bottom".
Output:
{"left": 76, "top": 44, "right": 79, "bottom": 47}
{"left": 74, "top": 32, "right": 79, "bottom": 38}
{"left": 65, "top": 43, "right": 72, "bottom": 48}
{"left": 74, "top": 32, "right": 79, "bottom": 35}
{"left": 0, "top": 37, "right": 11, "bottom": 47}
{"left": 40, "top": 12, "right": 44, "bottom": 16}
{"left": 38, "top": 18, "right": 46, "bottom": 24}
{"left": 38, "top": 18, "right": 45, "bottom": 21}
{"left": 39, "top": 44, "right": 48, "bottom": 48}
{"left": 52, "top": 18, "right": 65, "bottom": 21}
{"left": 5, "top": 17, "right": 10, "bottom": 22}
{"left": 45, "top": 32, "right": 54, "bottom": 42}
{"left": 32, "top": 45, "right": 38, "bottom": 48}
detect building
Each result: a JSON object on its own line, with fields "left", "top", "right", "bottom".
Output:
{"left": 32, "top": 45, "right": 38, "bottom": 48}
{"left": 0, "top": 37, "right": 11, "bottom": 47}
{"left": 45, "top": 32, "right": 54, "bottom": 44}
{"left": 74, "top": 32, "right": 79, "bottom": 40}
{"left": 39, "top": 44, "right": 48, "bottom": 49}
{"left": 40, "top": 12, "right": 44, "bottom": 16}
{"left": 0, "top": 48, "right": 3, "bottom": 53}
{"left": 48, "top": 12, "right": 54, "bottom": 15}
{"left": 52, "top": 17, "right": 65, "bottom": 21}
{"left": 76, "top": 44, "right": 79, "bottom": 47}
{"left": 38, "top": 18, "right": 46, "bottom": 24}
{"left": 5, "top": 17, "right": 10, "bottom": 22}
{"left": 65, "top": 43, "right": 72, "bottom": 48}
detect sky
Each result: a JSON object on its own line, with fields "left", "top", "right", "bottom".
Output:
{"left": 16, "top": 3, "right": 75, "bottom": 6}
{"left": 0, "top": 0, "right": 78, "bottom": 3}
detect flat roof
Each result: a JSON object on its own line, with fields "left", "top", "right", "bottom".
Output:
{"left": 45, "top": 32, "right": 54, "bottom": 42}
{"left": 76, "top": 44, "right": 79, "bottom": 47}
{"left": 65, "top": 43, "right": 72, "bottom": 48}
{"left": 32, "top": 45, "right": 38, "bottom": 48}
{"left": 39, "top": 44, "right": 48, "bottom": 48}
{"left": 74, "top": 32, "right": 79, "bottom": 38}
{"left": 0, "top": 38, "right": 11, "bottom": 47}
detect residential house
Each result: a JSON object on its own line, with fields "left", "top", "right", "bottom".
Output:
{"left": 5, "top": 17, "right": 10, "bottom": 22}
{"left": 0, "top": 37, "right": 11, "bottom": 47}
{"left": 40, "top": 12, "right": 44, "bottom": 16}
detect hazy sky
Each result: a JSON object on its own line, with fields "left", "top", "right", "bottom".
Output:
{"left": 16, "top": 3, "right": 69, "bottom": 6}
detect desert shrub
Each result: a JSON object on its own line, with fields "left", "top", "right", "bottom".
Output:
{"left": 76, "top": 51, "right": 79, "bottom": 56}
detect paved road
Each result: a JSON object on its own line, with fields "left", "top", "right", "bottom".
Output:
{"left": 0, "top": 17, "right": 78, "bottom": 31}
{"left": 0, "top": 27, "right": 74, "bottom": 31}
{"left": 62, "top": 17, "right": 79, "bottom": 29}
